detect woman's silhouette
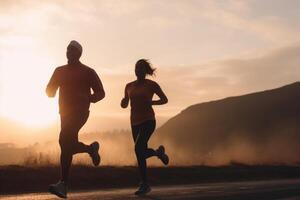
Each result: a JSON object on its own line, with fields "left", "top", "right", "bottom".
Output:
{"left": 121, "top": 59, "right": 169, "bottom": 195}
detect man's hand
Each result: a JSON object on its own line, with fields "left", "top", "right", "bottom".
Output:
{"left": 121, "top": 97, "right": 129, "bottom": 108}
{"left": 90, "top": 90, "right": 105, "bottom": 103}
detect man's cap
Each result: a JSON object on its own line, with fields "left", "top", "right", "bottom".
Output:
{"left": 68, "top": 40, "right": 83, "bottom": 54}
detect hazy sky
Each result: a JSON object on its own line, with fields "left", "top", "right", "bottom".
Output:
{"left": 0, "top": 0, "right": 300, "bottom": 128}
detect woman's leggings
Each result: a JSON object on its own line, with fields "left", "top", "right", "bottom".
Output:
{"left": 131, "top": 120, "right": 157, "bottom": 183}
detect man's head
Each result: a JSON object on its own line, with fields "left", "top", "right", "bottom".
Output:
{"left": 67, "top": 40, "right": 82, "bottom": 63}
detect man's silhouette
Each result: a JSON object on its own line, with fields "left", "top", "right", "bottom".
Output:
{"left": 46, "top": 40, "right": 105, "bottom": 198}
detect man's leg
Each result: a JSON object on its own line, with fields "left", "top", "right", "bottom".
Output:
{"left": 59, "top": 111, "right": 99, "bottom": 183}
{"left": 71, "top": 111, "right": 92, "bottom": 155}
{"left": 69, "top": 111, "right": 100, "bottom": 166}
{"left": 72, "top": 142, "right": 92, "bottom": 155}
{"left": 48, "top": 129, "right": 71, "bottom": 198}
{"left": 59, "top": 126, "right": 76, "bottom": 184}
{"left": 58, "top": 112, "right": 88, "bottom": 183}
{"left": 48, "top": 115, "right": 74, "bottom": 198}
{"left": 60, "top": 145, "right": 73, "bottom": 183}
{"left": 59, "top": 140, "right": 92, "bottom": 183}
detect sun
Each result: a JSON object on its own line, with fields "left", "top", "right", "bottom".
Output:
{"left": 1, "top": 89, "right": 58, "bottom": 127}
{"left": 0, "top": 44, "right": 59, "bottom": 127}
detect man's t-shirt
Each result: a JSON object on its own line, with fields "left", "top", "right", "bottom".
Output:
{"left": 126, "top": 79, "right": 161, "bottom": 126}
{"left": 46, "top": 64, "right": 104, "bottom": 116}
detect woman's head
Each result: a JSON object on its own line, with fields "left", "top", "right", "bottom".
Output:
{"left": 135, "top": 59, "right": 156, "bottom": 80}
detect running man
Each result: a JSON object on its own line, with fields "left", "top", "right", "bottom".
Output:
{"left": 46, "top": 40, "right": 105, "bottom": 198}
{"left": 121, "top": 59, "right": 169, "bottom": 195}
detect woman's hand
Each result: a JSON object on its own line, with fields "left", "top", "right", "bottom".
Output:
{"left": 151, "top": 98, "right": 168, "bottom": 105}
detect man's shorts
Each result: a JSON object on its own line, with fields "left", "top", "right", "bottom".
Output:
{"left": 59, "top": 111, "right": 89, "bottom": 149}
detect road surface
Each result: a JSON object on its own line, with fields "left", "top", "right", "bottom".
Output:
{"left": 1, "top": 179, "right": 300, "bottom": 200}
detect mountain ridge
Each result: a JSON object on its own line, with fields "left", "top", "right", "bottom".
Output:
{"left": 155, "top": 82, "right": 300, "bottom": 165}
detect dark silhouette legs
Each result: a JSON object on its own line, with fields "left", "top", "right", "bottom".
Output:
{"left": 59, "top": 111, "right": 91, "bottom": 183}
{"left": 60, "top": 142, "right": 91, "bottom": 183}
{"left": 132, "top": 120, "right": 157, "bottom": 183}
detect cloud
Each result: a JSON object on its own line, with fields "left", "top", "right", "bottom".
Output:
{"left": 198, "top": 1, "right": 300, "bottom": 45}
{"left": 1, "top": 0, "right": 300, "bottom": 123}
{"left": 218, "top": 43, "right": 300, "bottom": 91}
{"left": 1, "top": 0, "right": 299, "bottom": 67}
{"left": 148, "top": 42, "right": 300, "bottom": 114}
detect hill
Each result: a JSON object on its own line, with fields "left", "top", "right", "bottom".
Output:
{"left": 155, "top": 82, "right": 300, "bottom": 165}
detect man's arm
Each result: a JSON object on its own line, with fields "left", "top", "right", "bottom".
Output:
{"left": 46, "top": 68, "right": 60, "bottom": 98}
{"left": 90, "top": 69, "right": 105, "bottom": 103}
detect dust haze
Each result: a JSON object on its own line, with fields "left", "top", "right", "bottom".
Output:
{"left": 1, "top": 120, "right": 300, "bottom": 167}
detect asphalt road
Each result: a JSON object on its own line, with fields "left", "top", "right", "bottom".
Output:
{"left": 1, "top": 179, "right": 300, "bottom": 200}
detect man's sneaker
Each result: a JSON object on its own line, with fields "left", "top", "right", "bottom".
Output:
{"left": 156, "top": 145, "right": 169, "bottom": 165}
{"left": 48, "top": 181, "right": 67, "bottom": 199}
{"left": 90, "top": 141, "right": 101, "bottom": 166}
{"left": 134, "top": 183, "right": 151, "bottom": 195}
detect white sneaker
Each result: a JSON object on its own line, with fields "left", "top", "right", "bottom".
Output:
{"left": 49, "top": 180, "right": 67, "bottom": 198}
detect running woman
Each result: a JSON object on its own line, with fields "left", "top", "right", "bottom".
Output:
{"left": 121, "top": 59, "right": 169, "bottom": 195}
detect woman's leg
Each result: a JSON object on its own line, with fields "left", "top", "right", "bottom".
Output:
{"left": 144, "top": 120, "right": 157, "bottom": 159}
{"left": 133, "top": 120, "right": 156, "bottom": 183}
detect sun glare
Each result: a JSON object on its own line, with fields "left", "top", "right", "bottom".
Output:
{"left": 0, "top": 41, "right": 58, "bottom": 127}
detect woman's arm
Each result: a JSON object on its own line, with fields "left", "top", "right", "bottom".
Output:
{"left": 152, "top": 83, "right": 168, "bottom": 105}
{"left": 121, "top": 84, "right": 129, "bottom": 108}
